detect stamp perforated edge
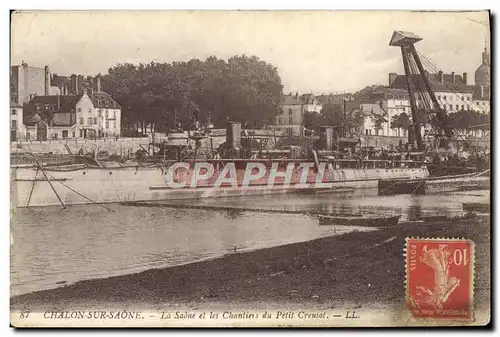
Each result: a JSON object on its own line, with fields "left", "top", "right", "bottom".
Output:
{"left": 403, "top": 237, "right": 476, "bottom": 324}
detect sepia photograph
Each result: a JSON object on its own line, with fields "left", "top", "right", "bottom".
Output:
{"left": 9, "top": 10, "right": 491, "bottom": 327}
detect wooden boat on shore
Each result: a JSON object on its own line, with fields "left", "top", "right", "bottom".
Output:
{"left": 318, "top": 214, "right": 401, "bottom": 227}
{"left": 463, "top": 202, "right": 490, "bottom": 213}
{"left": 378, "top": 178, "right": 426, "bottom": 196}
{"left": 295, "top": 187, "right": 355, "bottom": 195}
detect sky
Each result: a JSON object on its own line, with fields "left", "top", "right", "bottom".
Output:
{"left": 10, "top": 10, "right": 490, "bottom": 94}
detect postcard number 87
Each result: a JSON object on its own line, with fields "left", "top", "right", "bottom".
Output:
{"left": 19, "top": 310, "right": 30, "bottom": 319}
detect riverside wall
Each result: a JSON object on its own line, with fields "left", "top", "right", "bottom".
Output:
{"left": 10, "top": 138, "right": 151, "bottom": 156}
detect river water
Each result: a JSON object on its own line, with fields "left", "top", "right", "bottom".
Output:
{"left": 10, "top": 189, "right": 489, "bottom": 296}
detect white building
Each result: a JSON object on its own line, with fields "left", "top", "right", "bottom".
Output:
{"left": 275, "top": 93, "right": 323, "bottom": 136}
{"left": 391, "top": 71, "right": 476, "bottom": 113}
{"left": 76, "top": 90, "right": 122, "bottom": 138}
{"left": 23, "top": 89, "right": 121, "bottom": 141}
{"left": 348, "top": 86, "right": 410, "bottom": 137}
{"left": 300, "top": 93, "right": 323, "bottom": 113}
{"left": 10, "top": 101, "right": 25, "bottom": 141}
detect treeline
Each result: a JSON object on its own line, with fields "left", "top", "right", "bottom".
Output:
{"left": 304, "top": 106, "right": 489, "bottom": 137}
{"left": 101, "top": 55, "right": 284, "bottom": 133}
{"left": 391, "top": 110, "right": 490, "bottom": 131}
{"left": 446, "top": 110, "right": 490, "bottom": 131}
{"left": 302, "top": 103, "right": 376, "bottom": 137}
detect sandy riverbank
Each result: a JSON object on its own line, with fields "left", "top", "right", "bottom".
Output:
{"left": 11, "top": 215, "right": 490, "bottom": 314}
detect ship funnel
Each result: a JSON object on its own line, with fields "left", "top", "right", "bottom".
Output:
{"left": 226, "top": 121, "right": 241, "bottom": 149}
{"left": 319, "top": 126, "right": 333, "bottom": 151}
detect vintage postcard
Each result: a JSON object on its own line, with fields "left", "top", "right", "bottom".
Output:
{"left": 10, "top": 10, "right": 491, "bottom": 327}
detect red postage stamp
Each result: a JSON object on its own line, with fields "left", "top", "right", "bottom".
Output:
{"left": 406, "top": 238, "right": 474, "bottom": 321}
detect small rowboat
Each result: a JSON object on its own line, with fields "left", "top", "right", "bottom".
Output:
{"left": 318, "top": 214, "right": 401, "bottom": 227}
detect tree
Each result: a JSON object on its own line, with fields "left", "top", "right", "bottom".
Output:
{"left": 446, "top": 109, "right": 490, "bottom": 131}
{"left": 302, "top": 103, "right": 363, "bottom": 137}
{"left": 346, "top": 108, "right": 364, "bottom": 137}
{"left": 372, "top": 112, "right": 388, "bottom": 135}
{"left": 102, "top": 55, "right": 284, "bottom": 133}
{"left": 321, "top": 103, "right": 364, "bottom": 137}
{"left": 391, "top": 112, "right": 411, "bottom": 130}
{"left": 302, "top": 111, "right": 323, "bottom": 131}
{"left": 320, "top": 103, "right": 343, "bottom": 126}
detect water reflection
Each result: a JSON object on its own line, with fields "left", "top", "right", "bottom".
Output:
{"left": 171, "top": 189, "right": 489, "bottom": 222}
{"left": 407, "top": 205, "right": 422, "bottom": 222}
{"left": 11, "top": 205, "right": 373, "bottom": 296}
{"left": 224, "top": 209, "right": 245, "bottom": 220}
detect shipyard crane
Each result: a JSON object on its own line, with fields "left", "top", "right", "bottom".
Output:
{"left": 390, "top": 30, "right": 490, "bottom": 175}
{"left": 389, "top": 31, "right": 453, "bottom": 151}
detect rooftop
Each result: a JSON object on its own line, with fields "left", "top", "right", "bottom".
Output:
{"left": 89, "top": 91, "right": 121, "bottom": 109}
{"left": 300, "top": 93, "right": 315, "bottom": 104}
{"left": 390, "top": 73, "right": 474, "bottom": 94}
{"left": 30, "top": 95, "right": 81, "bottom": 113}
{"left": 282, "top": 95, "right": 305, "bottom": 106}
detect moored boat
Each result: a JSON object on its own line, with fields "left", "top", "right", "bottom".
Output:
{"left": 11, "top": 156, "right": 429, "bottom": 208}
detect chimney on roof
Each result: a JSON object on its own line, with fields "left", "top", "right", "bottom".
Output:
{"left": 389, "top": 73, "right": 397, "bottom": 87}
{"left": 438, "top": 70, "right": 444, "bottom": 84}
{"left": 289, "top": 92, "right": 292, "bottom": 96}
{"left": 70, "top": 74, "right": 78, "bottom": 95}
{"left": 451, "top": 71, "right": 455, "bottom": 85}
{"left": 95, "top": 74, "right": 102, "bottom": 93}
{"left": 295, "top": 92, "right": 298, "bottom": 99}
{"left": 44, "top": 66, "right": 50, "bottom": 95}
{"left": 463, "top": 72, "right": 467, "bottom": 85}
{"left": 88, "top": 77, "right": 94, "bottom": 94}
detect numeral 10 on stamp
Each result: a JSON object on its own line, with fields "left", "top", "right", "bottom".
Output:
{"left": 406, "top": 238, "right": 474, "bottom": 321}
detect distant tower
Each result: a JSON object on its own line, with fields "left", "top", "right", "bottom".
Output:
{"left": 474, "top": 43, "right": 490, "bottom": 100}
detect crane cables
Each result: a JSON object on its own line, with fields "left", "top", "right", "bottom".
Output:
{"left": 403, "top": 52, "right": 479, "bottom": 146}
{"left": 416, "top": 51, "right": 490, "bottom": 115}
{"left": 416, "top": 52, "right": 490, "bottom": 144}
{"left": 417, "top": 50, "right": 489, "bottom": 114}
{"left": 419, "top": 56, "right": 489, "bottom": 116}
{"left": 404, "top": 51, "right": 442, "bottom": 133}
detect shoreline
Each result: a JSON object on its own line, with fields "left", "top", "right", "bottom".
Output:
{"left": 11, "top": 215, "right": 490, "bottom": 312}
